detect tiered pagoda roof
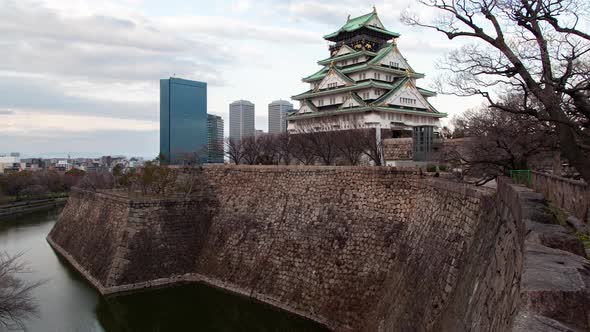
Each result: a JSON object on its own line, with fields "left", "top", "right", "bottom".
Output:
{"left": 289, "top": 8, "right": 446, "bottom": 122}
{"left": 323, "top": 9, "right": 400, "bottom": 41}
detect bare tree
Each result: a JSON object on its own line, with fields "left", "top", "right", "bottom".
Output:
{"left": 275, "top": 133, "right": 293, "bottom": 165}
{"left": 175, "top": 167, "right": 205, "bottom": 199}
{"left": 442, "top": 106, "right": 557, "bottom": 185}
{"left": 78, "top": 172, "right": 115, "bottom": 191}
{"left": 335, "top": 129, "right": 364, "bottom": 165}
{"left": 241, "top": 136, "right": 261, "bottom": 165}
{"left": 403, "top": 0, "right": 590, "bottom": 182}
{"left": 257, "top": 134, "right": 281, "bottom": 165}
{"left": 356, "top": 128, "right": 384, "bottom": 166}
{"left": 0, "top": 252, "right": 43, "bottom": 330}
{"left": 290, "top": 133, "right": 316, "bottom": 165}
{"left": 225, "top": 138, "right": 245, "bottom": 165}
{"left": 296, "top": 121, "right": 340, "bottom": 165}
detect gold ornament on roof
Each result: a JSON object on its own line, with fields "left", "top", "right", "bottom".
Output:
{"left": 330, "top": 60, "right": 335, "bottom": 68}
{"left": 365, "top": 43, "right": 372, "bottom": 49}
{"left": 373, "top": 5, "right": 377, "bottom": 13}
{"left": 347, "top": 14, "right": 350, "bottom": 22}
{"left": 405, "top": 67, "right": 412, "bottom": 78}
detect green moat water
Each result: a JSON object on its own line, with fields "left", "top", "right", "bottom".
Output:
{"left": 0, "top": 210, "right": 328, "bottom": 332}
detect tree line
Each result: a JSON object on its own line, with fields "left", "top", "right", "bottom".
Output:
{"left": 0, "top": 169, "right": 85, "bottom": 203}
{"left": 226, "top": 127, "right": 385, "bottom": 166}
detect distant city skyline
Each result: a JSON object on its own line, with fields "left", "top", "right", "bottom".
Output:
{"left": 160, "top": 77, "right": 208, "bottom": 164}
{"left": 229, "top": 100, "right": 256, "bottom": 141}
{"left": 0, "top": 0, "right": 483, "bottom": 156}
{"left": 268, "top": 100, "right": 294, "bottom": 134}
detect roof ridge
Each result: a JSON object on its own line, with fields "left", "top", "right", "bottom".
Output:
{"left": 331, "top": 66, "right": 355, "bottom": 84}
{"left": 373, "top": 77, "right": 409, "bottom": 105}
{"left": 368, "top": 43, "right": 394, "bottom": 65}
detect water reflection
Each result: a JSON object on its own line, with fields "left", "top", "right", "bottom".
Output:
{"left": 97, "top": 284, "right": 326, "bottom": 332}
{"left": 0, "top": 210, "right": 329, "bottom": 332}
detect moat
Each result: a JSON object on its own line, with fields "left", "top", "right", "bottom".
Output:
{"left": 0, "top": 209, "right": 328, "bottom": 332}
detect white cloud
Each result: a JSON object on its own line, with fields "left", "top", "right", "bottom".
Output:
{"left": 0, "top": 0, "right": 481, "bottom": 156}
{"left": 1, "top": 110, "right": 158, "bottom": 136}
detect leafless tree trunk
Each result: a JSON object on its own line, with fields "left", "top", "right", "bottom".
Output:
{"left": 296, "top": 121, "right": 341, "bottom": 165}
{"left": 290, "top": 133, "right": 316, "bottom": 165}
{"left": 0, "top": 252, "right": 43, "bottom": 330}
{"left": 403, "top": 0, "right": 590, "bottom": 182}
{"left": 442, "top": 106, "right": 557, "bottom": 185}
{"left": 275, "top": 133, "right": 292, "bottom": 165}
{"left": 357, "top": 128, "right": 383, "bottom": 166}
{"left": 176, "top": 167, "right": 204, "bottom": 199}
{"left": 241, "top": 136, "right": 260, "bottom": 165}
{"left": 225, "top": 138, "right": 245, "bottom": 165}
{"left": 335, "top": 129, "right": 364, "bottom": 165}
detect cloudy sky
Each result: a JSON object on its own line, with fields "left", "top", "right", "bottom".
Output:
{"left": 0, "top": 0, "right": 482, "bottom": 158}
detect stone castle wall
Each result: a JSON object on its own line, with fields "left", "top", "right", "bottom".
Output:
{"left": 531, "top": 171, "right": 589, "bottom": 223}
{"left": 47, "top": 166, "right": 589, "bottom": 331}
{"left": 383, "top": 138, "right": 413, "bottom": 161}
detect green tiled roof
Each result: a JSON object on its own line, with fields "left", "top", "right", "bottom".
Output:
{"left": 365, "top": 26, "right": 400, "bottom": 38}
{"left": 368, "top": 43, "right": 417, "bottom": 73}
{"left": 292, "top": 80, "right": 395, "bottom": 100}
{"left": 303, "top": 63, "right": 424, "bottom": 82}
{"left": 331, "top": 67, "right": 355, "bottom": 84}
{"left": 323, "top": 11, "right": 400, "bottom": 39}
{"left": 339, "top": 92, "right": 367, "bottom": 109}
{"left": 374, "top": 77, "right": 408, "bottom": 105}
{"left": 373, "top": 78, "right": 441, "bottom": 113}
{"left": 368, "top": 44, "right": 393, "bottom": 65}
{"left": 317, "top": 50, "right": 377, "bottom": 65}
{"left": 288, "top": 105, "right": 447, "bottom": 120}
{"left": 303, "top": 66, "right": 329, "bottom": 81}
{"left": 417, "top": 87, "right": 437, "bottom": 97}
{"left": 291, "top": 100, "right": 318, "bottom": 115}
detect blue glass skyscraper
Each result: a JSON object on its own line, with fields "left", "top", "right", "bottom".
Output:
{"left": 160, "top": 77, "right": 207, "bottom": 164}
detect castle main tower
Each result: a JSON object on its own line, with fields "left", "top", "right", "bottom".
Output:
{"left": 288, "top": 7, "right": 446, "bottom": 137}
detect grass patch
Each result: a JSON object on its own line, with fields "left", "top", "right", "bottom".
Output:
{"left": 547, "top": 202, "right": 568, "bottom": 226}
{"left": 575, "top": 232, "right": 590, "bottom": 250}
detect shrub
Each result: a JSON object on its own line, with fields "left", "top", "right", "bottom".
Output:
{"left": 426, "top": 164, "right": 437, "bottom": 173}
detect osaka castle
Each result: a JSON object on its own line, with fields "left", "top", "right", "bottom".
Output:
{"left": 288, "top": 7, "right": 446, "bottom": 135}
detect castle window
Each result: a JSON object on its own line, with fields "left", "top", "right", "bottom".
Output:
{"left": 359, "top": 73, "right": 366, "bottom": 80}
{"left": 362, "top": 92, "right": 370, "bottom": 99}
{"left": 374, "top": 72, "right": 381, "bottom": 80}
{"left": 327, "top": 82, "right": 338, "bottom": 89}
{"left": 400, "top": 97, "right": 417, "bottom": 105}
{"left": 352, "top": 58, "right": 359, "bottom": 64}
{"left": 317, "top": 99, "right": 324, "bottom": 106}
{"left": 390, "top": 61, "right": 400, "bottom": 68}
{"left": 329, "top": 97, "right": 336, "bottom": 104}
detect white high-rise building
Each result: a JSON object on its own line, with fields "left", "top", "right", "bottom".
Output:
{"left": 268, "top": 100, "right": 294, "bottom": 134}
{"left": 229, "top": 100, "right": 255, "bottom": 141}
{"left": 288, "top": 8, "right": 446, "bottom": 133}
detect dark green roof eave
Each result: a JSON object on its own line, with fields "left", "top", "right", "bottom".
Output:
{"left": 366, "top": 26, "right": 400, "bottom": 37}
{"left": 303, "top": 63, "right": 425, "bottom": 82}
{"left": 323, "top": 27, "right": 400, "bottom": 40}
{"left": 322, "top": 11, "right": 400, "bottom": 40}
{"left": 317, "top": 50, "right": 377, "bottom": 65}
{"left": 292, "top": 80, "right": 395, "bottom": 100}
{"left": 417, "top": 87, "right": 437, "bottom": 96}
{"left": 288, "top": 106, "right": 448, "bottom": 120}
